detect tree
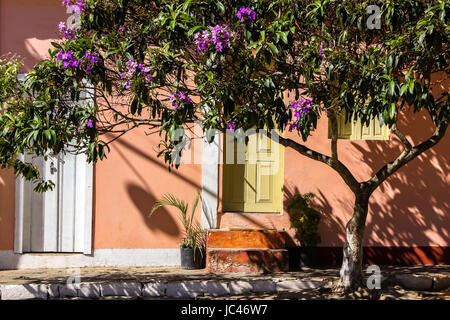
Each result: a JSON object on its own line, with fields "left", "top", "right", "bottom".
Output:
{"left": 0, "top": 0, "right": 448, "bottom": 291}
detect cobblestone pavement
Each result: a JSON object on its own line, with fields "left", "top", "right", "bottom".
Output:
{"left": 0, "top": 265, "right": 449, "bottom": 300}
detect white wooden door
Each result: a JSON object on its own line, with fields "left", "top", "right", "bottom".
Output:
{"left": 16, "top": 153, "right": 93, "bottom": 253}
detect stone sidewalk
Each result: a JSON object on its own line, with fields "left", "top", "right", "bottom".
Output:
{"left": 0, "top": 265, "right": 449, "bottom": 300}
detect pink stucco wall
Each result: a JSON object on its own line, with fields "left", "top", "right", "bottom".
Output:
{"left": 0, "top": 0, "right": 203, "bottom": 251}
{"left": 218, "top": 107, "right": 450, "bottom": 247}
{"left": 0, "top": 0, "right": 448, "bottom": 254}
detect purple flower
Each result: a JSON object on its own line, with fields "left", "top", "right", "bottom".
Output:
{"left": 169, "top": 94, "right": 176, "bottom": 102}
{"left": 71, "top": 60, "right": 80, "bottom": 67}
{"left": 58, "top": 21, "right": 66, "bottom": 33}
{"left": 125, "top": 81, "right": 131, "bottom": 89}
{"left": 226, "top": 122, "right": 235, "bottom": 130}
{"left": 86, "top": 65, "right": 93, "bottom": 73}
{"left": 177, "top": 92, "right": 185, "bottom": 100}
{"left": 57, "top": 21, "right": 75, "bottom": 39}
{"left": 62, "top": 0, "right": 70, "bottom": 7}
{"left": 119, "top": 25, "right": 125, "bottom": 32}
{"left": 237, "top": 7, "right": 256, "bottom": 22}
{"left": 56, "top": 50, "right": 63, "bottom": 61}
{"left": 86, "top": 119, "right": 94, "bottom": 128}
{"left": 126, "top": 59, "right": 138, "bottom": 75}
{"left": 173, "top": 103, "right": 178, "bottom": 110}
{"left": 72, "top": 1, "right": 85, "bottom": 14}
{"left": 291, "top": 98, "right": 312, "bottom": 118}
{"left": 77, "top": 126, "right": 81, "bottom": 133}
{"left": 194, "top": 24, "right": 232, "bottom": 53}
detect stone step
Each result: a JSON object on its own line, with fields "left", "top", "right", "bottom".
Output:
{"left": 206, "top": 229, "right": 288, "bottom": 249}
{"left": 0, "top": 278, "right": 327, "bottom": 300}
{"left": 206, "top": 248, "right": 289, "bottom": 273}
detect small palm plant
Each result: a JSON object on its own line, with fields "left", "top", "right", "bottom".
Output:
{"left": 151, "top": 192, "right": 205, "bottom": 266}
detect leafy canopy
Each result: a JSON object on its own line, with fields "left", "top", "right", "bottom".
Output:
{"left": 0, "top": 0, "right": 448, "bottom": 190}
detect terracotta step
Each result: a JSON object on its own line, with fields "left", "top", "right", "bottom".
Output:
{"left": 206, "top": 248, "right": 289, "bottom": 273}
{"left": 206, "top": 229, "right": 288, "bottom": 249}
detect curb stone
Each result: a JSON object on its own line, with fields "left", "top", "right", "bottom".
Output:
{"left": 229, "top": 281, "right": 254, "bottom": 295}
{"left": 0, "top": 284, "right": 48, "bottom": 300}
{"left": 166, "top": 281, "right": 205, "bottom": 298}
{"left": 432, "top": 276, "right": 450, "bottom": 291}
{"left": 142, "top": 282, "right": 166, "bottom": 297}
{"left": 79, "top": 283, "right": 101, "bottom": 298}
{"left": 395, "top": 274, "right": 433, "bottom": 291}
{"left": 249, "top": 280, "right": 277, "bottom": 293}
{"left": 1, "top": 273, "right": 448, "bottom": 300}
{"left": 276, "top": 280, "right": 324, "bottom": 292}
{"left": 100, "top": 282, "right": 142, "bottom": 297}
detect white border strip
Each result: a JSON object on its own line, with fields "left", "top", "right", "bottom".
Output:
{"left": 0, "top": 249, "right": 180, "bottom": 270}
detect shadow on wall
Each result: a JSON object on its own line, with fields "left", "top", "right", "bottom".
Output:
{"left": 354, "top": 110, "right": 450, "bottom": 264}
{"left": 113, "top": 137, "right": 182, "bottom": 237}
{"left": 283, "top": 109, "right": 449, "bottom": 265}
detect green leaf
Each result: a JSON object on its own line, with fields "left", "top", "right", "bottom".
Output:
{"left": 279, "top": 32, "right": 288, "bottom": 44}
{"left": 51, "top": 42, "right": 62, "bottom": 49}
{"left": 400, "top": 84, "right": 408, "bottom": 96}
{"left": 131, "top": 98, "right": 138, "bottom": 114}
{"left": 409, "top": 81, "right": 415, "bottom": 94}
{"left": 267, "top": 42, "right": 279, "bottom": 56}
{"left": 388, "top": 81, "right": 396, "bottom": 96}
{"left": 389, "top": 103, "right": 396, "bottom": 120}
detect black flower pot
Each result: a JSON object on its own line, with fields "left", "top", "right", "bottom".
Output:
{"left": 299, "top": 247, "right": 319, "bottom": 268}
{"left": 180, "top": 248, "right": 205, "bottom": 269}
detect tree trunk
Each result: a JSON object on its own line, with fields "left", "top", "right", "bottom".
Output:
{"left": 336, "top": 193, "right": 370, "bottom": 292}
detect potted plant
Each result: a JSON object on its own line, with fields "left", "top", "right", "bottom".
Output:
{"left": 151, "top": 192, "right": 206, "bottom": 269}
{"left": 287, "top": 193, "right": 321, "bottom": 268}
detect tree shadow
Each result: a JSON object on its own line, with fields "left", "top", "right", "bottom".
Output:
{"left": 126, "top": 183, "right": 179, "bottom": 237}
{"left": 347, "top": 109, "right": 450, "bottom": 265}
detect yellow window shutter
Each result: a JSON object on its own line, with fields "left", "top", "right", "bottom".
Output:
{"left": 359, "top": 117, "right": 390, "bottom": 140}
{"left": 223, "top": 130, "right": 283, "bottom": 213}
{"left": 331, "top": 111, "right": 390, "bottom": 140}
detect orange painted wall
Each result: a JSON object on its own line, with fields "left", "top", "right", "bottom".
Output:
{"left": 0, "top": 0, "right": 448, "bottom": 253}
{"left": 0, "top": 0, "right": 203, "bottom": 251}
{"left": 219, "top": 99, "right": 450, "bottom": 247}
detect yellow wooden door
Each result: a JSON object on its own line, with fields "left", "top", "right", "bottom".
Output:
{"left": 223, "top": 130, "right": 284, "bottom": 213}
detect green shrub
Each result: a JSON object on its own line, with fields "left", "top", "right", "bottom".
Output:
{"left": 287, "top": 193, "right": 321, "bottom": 247}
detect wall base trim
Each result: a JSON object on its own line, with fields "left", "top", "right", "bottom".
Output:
{"left": 311, "top": 246, "right": 450, "bottom": 266}
{"left": 0, "top": 249, "right": 180, "bottom": 270}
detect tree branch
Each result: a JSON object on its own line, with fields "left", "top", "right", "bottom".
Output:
{"left": 368, "top": 120, "right": 448, "bottom": 191}
{"left": 327, "top": 108, "right": 339, "bottom": 162}
{"left": 271, "top": 132, "right": 361, "bottom": 193}
{"left": 391, "top": 123, "right": 412, "bottom": 151}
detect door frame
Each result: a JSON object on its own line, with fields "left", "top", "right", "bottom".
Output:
{"left": 14, "top": 154, "right": 94, "bottom": 255}
{"left": 13, "top": 73, "right": 94, "bottom": 255}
